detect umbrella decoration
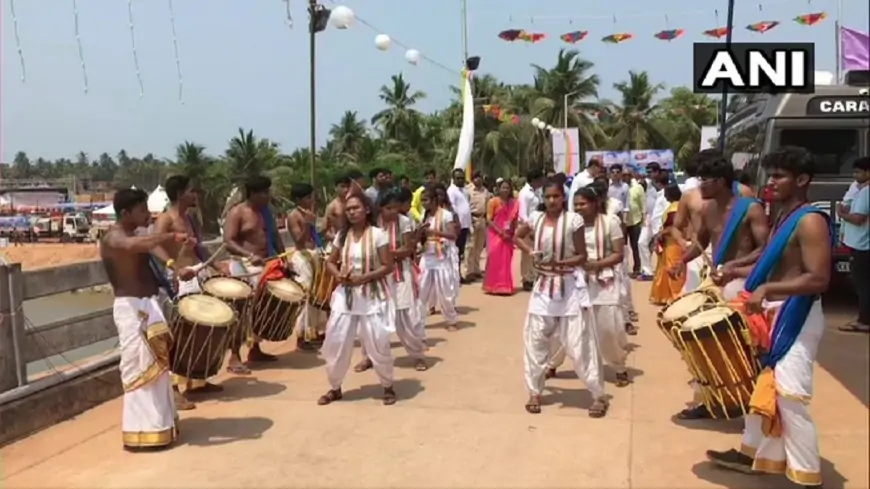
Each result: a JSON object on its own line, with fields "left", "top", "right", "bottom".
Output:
{"left": 654, "top": 29, "right": 684, "bottom": 41}
{"left": 498, "top": 29, "right": 525, "bottom": 41}
{"left": 794, "top": 12, "right": 828, "bottom": 26}
{"left": 746, "top": 21, "right": 780, "bottom": 33}
{"left": 560, "top": 30, "right": 588, "bottom": 43}
{"left": 703, "top": 27, "right": 730, "bottom": 38}
{"left": 518, "top": 31, "right": 547, "bottom": 43}
{"left": 602, "top": 33, "right": 633, "bottom": 44}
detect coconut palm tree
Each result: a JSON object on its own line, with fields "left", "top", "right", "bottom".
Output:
{"left": 657, "top": 87, "right": 719, "bottom": 165}
{"left": 607, "top": 70, "right": 670, "bottom": 150}
{"left": 371, "top": 73, "right": 426, "bottom": 142}
{"left": 329, "top": 111, "right": 369, "bottom": 162}
{"left": 224, "top": 128, "right": 279, "bottom": 181}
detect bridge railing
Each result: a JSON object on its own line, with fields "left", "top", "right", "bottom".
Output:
{"left": 0, "top": 233, "right": 290, "bottom": 445}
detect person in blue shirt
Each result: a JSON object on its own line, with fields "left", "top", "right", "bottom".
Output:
{"left": 837, "top": 156, "right": 870, "bottom": 332}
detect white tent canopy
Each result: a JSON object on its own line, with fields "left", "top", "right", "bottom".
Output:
{"left": 93, "top": 204, "right": 115, "bottom": 216}
{"left": 148, "top": 186, "right": 169, "bottom": 213}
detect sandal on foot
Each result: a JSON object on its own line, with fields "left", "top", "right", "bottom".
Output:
{"left": 625, "top": 323, "right": 638, "bottom": 336}
{"left": 317, "top": 389, "right": 342, "bottom": 405}
{"left": 544, "top": 367, "right": 557, "bottom": 379}
{"left": 628, "top": 311, "right": 639, "bottom": 322}
{"left": 226, "top": 363, "right": 251, "bottom": 375}
{"left": 415, "top": 360, "right": 429, "bottom": 371}
{"left": 174, "top": 391, "right": 196, "bottom": 411}
{"left": 676, "top": 404, "right": 712, "bottom": 420}
{"left": 525, "top": 396, "right": 542, "bottom": 414}
{"left": 446, "top": 324, "right": 458, "bottom": 332}
{"left": 188, "top": 382, "right": 224, "bottom": 394}
{"left": 838, "top": 321, "right": 870, "bottom": 333}
{"left": 383, "top": 387, "right": 397, "bottom": 405}
{"left": 353, "top": 359, "right": 373, "bottom": 373}
{"left": 589, "top": 399, "right": 609, "bottom": 418}
{"left": 615, "top": 372, "right": 631, "bottom": 387}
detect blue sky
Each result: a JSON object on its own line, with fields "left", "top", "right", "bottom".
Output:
{"left": 2, "top": 0, "right": 867, "bottom": 163}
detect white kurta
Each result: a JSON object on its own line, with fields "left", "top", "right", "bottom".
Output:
{"left": 323, "top": 227, "right": 395, "bottom": 389}
{"left": 638, "top": 185, "right": 662, "bottom": 276}
{"left": 523, "top": 211, "right": 605, "bottom": 400}
{"left": 740, "top": 299, "right": 825, "bottom": 486}
{"left": 419, "top": 209, "right": 459, "bottom": 325}
{"left": 116, "top": 296, "right": 177, "bottom": 448}
{"left": 585, "top": 214, "right": 628, "bottom": 372}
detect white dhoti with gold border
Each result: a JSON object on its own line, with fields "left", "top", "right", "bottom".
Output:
{"left": 739, "top": 299, "right": 825, "bottom": 486}
{"left": 116, "top": 296, "right": 178, "bottom": 448}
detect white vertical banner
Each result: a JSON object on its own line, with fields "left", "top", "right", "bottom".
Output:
{"left": 452, "top": 70, "right": 475, "bottom": 179}
{"left": 550, "top": 128, "right": 580, "bottom": 175}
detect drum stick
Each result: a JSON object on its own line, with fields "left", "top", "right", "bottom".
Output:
{"left": 199, "top": 243, "right": 226, "bottom": 272}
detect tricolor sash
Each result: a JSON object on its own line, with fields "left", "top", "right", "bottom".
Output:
{"left": 712, "top": 197, "right": 754, "bottom": 267}
{"left": 533, "top": 212, "right": 569, "bottom": 298}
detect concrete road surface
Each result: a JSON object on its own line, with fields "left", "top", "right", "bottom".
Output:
{"left": 1, "top": 277, "right": 867, "bottom": 488}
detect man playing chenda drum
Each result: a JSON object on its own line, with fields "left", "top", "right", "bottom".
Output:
{"left": 706, "top": 146, "right": 833, "bottom": 488}
{"left": 101, "top": 188, "right": 195, "bottom": 451}
{"left": 223, "top": 176, "right": 288, "bottom": 368}
{"left": 153, "top": 175, "right": 225, "bottom": 409}
{"left": 668, "top": 151, "right": 770, "bottom": 421}
{"left": 286, "top": 182, "right": 328, "bottom": 351}
{"left": 671, "top": 152, "right": 770, "bottom": 300}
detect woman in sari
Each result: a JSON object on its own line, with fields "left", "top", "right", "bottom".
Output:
{"left": 649, "top": 184, "right": 686, "bottom": 305}
{"left": 483, "top": 179, "right": 518, "bottom": 295}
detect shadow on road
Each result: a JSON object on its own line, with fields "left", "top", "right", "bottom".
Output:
{"left": 195, "top": 378, "right": 287, "bottom": 402}
{"left": 670, "top": 415, "right": 745, "bottom": 434}
{"left": 692, "top": 456, "right": 848, "bottom": 489}
{"left": 395, "top": 355, "right": 444, "bottom": 371}
{"left": 341, "top": 378, "right": 424, "bottom": 403}
{"left": 179, "top": 416, "right": 274, "bottom": 447}
{"left": 818, "top": 293, "right": 869, "bottom": 408}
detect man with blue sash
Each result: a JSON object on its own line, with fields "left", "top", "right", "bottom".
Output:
{"left": 223, "top": 176, "right": 287, "bottom": 368}
{"left": 286, "top": 182, "right": 329, "bottom": 351}
{"left": 670, "top": 153, "right": 771, "bottom": 421}
{"left": 673, "top": 154, "right": 770, "bottom": 301}
{"left": 707, "top": 147, "right": 833, "bottom": 487}
{"left": 153, "top": 175, "right": 225, "bottom": 409}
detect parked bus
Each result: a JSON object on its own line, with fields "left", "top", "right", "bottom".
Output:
{"left": 723, "top": 73, "right": 869, "bottom": 280}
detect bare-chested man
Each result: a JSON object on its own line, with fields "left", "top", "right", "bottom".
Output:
{"left": 153, "top": 175, "right": 225, "bottom": 409}
{"left": 323, "top": 173, "right": 351, "bottom": 242}
{"left": 101, "top": 188, "right": 195, "bottom": 450}
{"left": 223, "top": 175, "right": 287, "bottom": 365}
{"left": 287, "top": 182, "right": 328, "bottom": 351}
{"left": 671, "top": 151, "right": 713, "bottom": 293}
{"left": 669, "top": 153, "right": 769, "bottom": 420}
{"left": 707, "top": 146, "right": 832, "bottom": 487}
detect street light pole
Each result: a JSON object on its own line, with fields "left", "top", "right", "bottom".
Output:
{"left": 718, "top": 0, "right": 736, "bottom": 151}
{"left": 308, "top": 0, "right": 317, "bottom": 186}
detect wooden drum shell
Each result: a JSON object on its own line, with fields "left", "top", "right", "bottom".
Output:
{"left": 169, "top": 294, "right": 236, "bottom": 380}
{"left": 656, "top": 289, "right": 720, "bottom": 349}
{"left": 309, "top": 253, "right": 337, "bottom": 311}
{"left": 251, "top": 280, "right": 305, "bottom": 342}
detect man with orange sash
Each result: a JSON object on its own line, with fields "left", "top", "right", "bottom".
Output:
{"left": 706, "top": 147, "right": 833, "bottom": 488}
{"left": 670, "top": 152, "right": 770, "bottom": 421}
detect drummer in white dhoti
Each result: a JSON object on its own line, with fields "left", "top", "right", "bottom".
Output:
{"left": 286, "top": 183, "right": 329, "bottom": 351}
{"left": 706, "top": 147, "right": 832, "bottom": 488}
{"left": 318, "top": 192, "right": 398, "bottom": 406}
{"left": 152, "top": 175, "right": 226, "bottom": 409}
{"left": 100, "top": 188, "right": 198, "bottom": 450}
{"left": 418, "top": 185, "right": 461, "bottom": 330}
{"left": 223, "top": 176, "right": 289, "bottom": 369}
{"left": 574, "top": 187, "right": 632, "bottom": 387}
{"left": 514, "top": 180, "right": 608, "bottom": 417}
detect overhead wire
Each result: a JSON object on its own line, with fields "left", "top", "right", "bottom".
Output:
{"left": 8, "top": 0, "right": 27, "bottom": 82}
{"left": 72, "top": 0, "right": 89, "bottom": 94}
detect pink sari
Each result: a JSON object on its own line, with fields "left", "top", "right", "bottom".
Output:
{"left": 483, "top": 197, "right": 518, "bottom": 295}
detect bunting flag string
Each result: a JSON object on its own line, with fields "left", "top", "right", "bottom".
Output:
{"left": 481, "top": 104, "right": 520, "bottom": 124}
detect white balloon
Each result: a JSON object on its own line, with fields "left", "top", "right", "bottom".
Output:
{"left": 535, "top": 120, "right": 547, "bottom": 130}
{"left": 545, "top": 124, "right": 554, "bottom": 130}
{"left": 550, "top": 128, "right": 561, "bottom": 135}
{"left": 329, "top": 6, "right": 355, "bottom": 29}
{"left": 375, "top": 34, "right": 392, "bottom": 51}
{"left": 405, "top": 49, "right": 421, "bottom": 65}
{"left": 531, "top": 117, "right": 541, "bottom": 126}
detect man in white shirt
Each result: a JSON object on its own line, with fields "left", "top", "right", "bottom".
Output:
{"left": 518, "top": 168, "right": 545, "bottom": 290}
{"left": 637, "top": 162, "right": 663, "bottom": 280}
{"left": 448, "top": 168, "right": 474, "bottom": 284}
{"left": 568, "top": 157, "right": 604, "bottom": 203}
